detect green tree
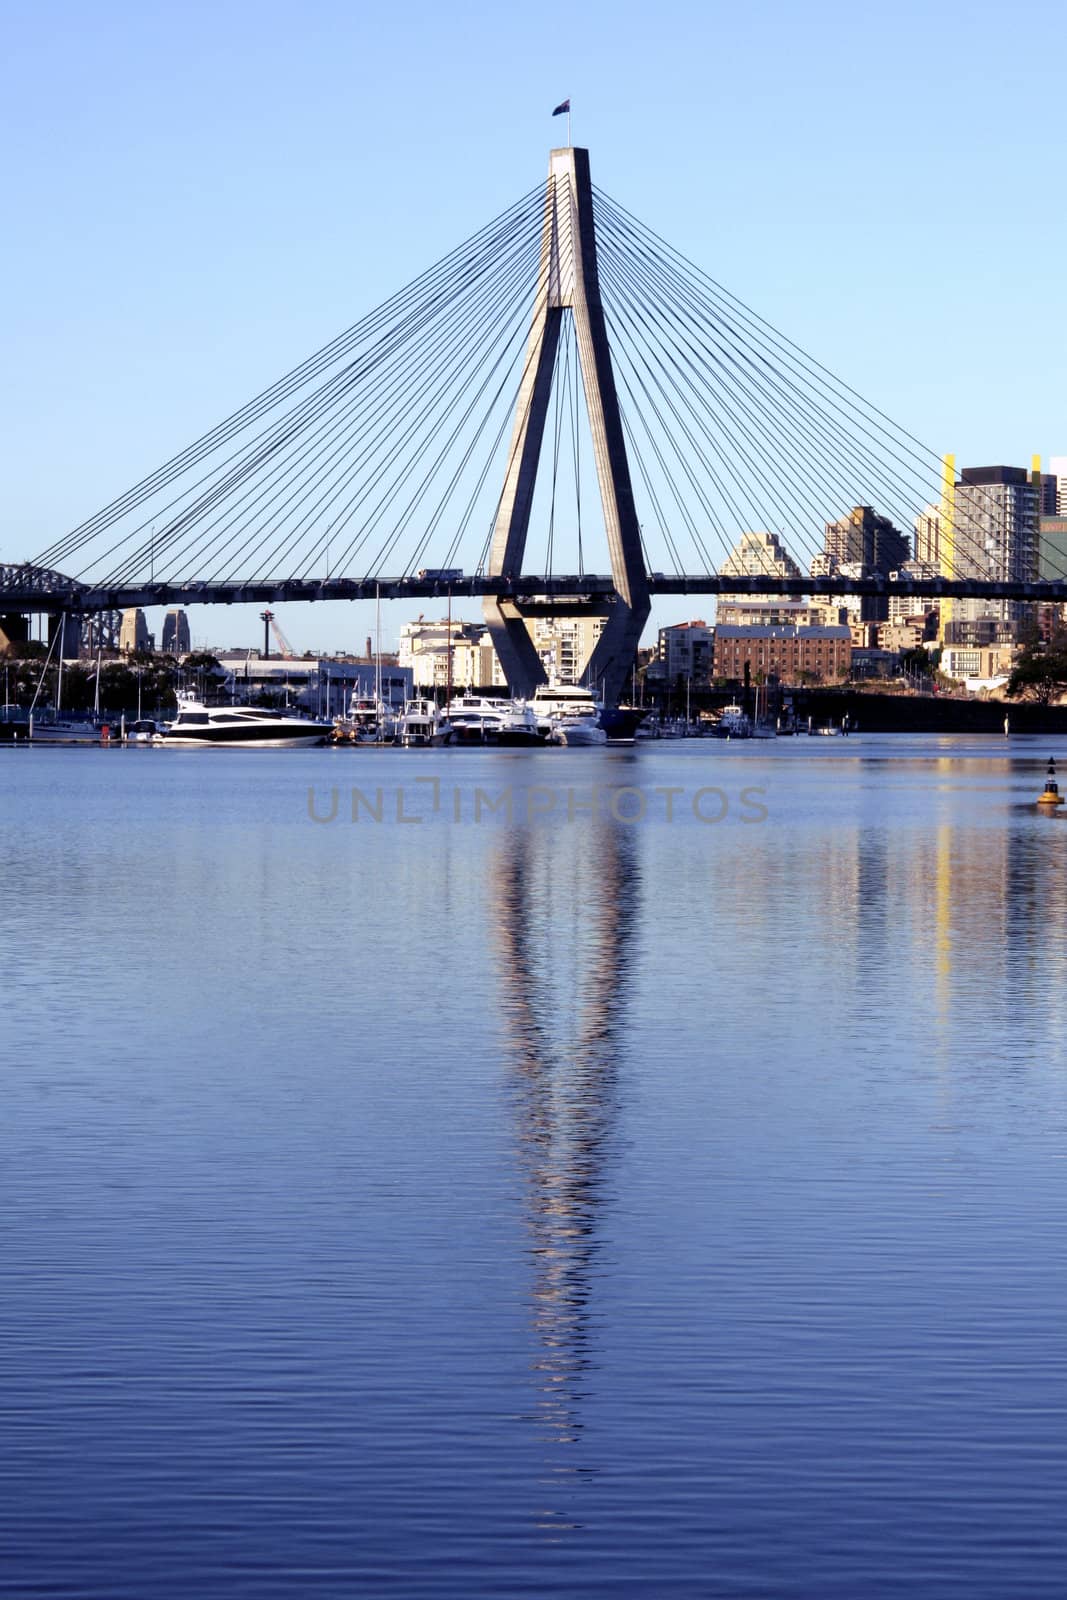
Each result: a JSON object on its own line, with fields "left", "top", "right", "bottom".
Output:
{"left": 900, "top": 646, "right": 931, "bottom": 677}
{"left": 1006, "top": 631, "right": 1067, "bottom": 706}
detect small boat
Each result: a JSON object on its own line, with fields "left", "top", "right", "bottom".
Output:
{"left": 398, "top": 698, "right": 439, "bottom": 747}
{"left": 0, "top": 705, "right": 30, "bottom": 742}
{"left": 333, "top": 693, "right": 397, "bottom": 743}
{"left": 26, "top": 716, "right": 103, "bottom": 745}
{"left": 125, "top": 718, "right": 165, "bottom": 745}
{"left": 160, "top": 695, "right": 333, "bottom": 747}
{"left": 598, "top": 705, "right": 647, "bottom": 741}
{"left": 556, "top": 721, "right": 608, "bottom": 747}
{"left": 710, "top": 704, "right": 752, "bottom": 739}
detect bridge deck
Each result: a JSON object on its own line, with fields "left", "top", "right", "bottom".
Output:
{"left": 2, "top": 572, "right": 1067, "bottom": 611}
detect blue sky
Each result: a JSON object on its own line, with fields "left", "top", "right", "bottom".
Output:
{"left": 4, "top": 0, "right": 1066, "bottom": 652}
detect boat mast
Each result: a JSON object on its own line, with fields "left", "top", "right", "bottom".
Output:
{"left": 445, "top": 585, "right": 453, "bottom": 710}
{"left": 375, "top": 583, "right": 382, "bottom": 742}
{"left": 29, "top": 625, "right": 60, "bottom": 718}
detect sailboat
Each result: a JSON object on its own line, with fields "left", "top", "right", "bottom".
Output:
{"left": 26, "top": 627, "right": 100, "bottom": 743}
{"left": 750, "top": 684, "right": 777, "bottom": 739}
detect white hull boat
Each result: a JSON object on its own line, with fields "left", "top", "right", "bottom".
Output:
{"left": 161, "top": 696, "right": 332, "bottom": 747}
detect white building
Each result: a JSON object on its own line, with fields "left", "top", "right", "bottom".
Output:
{"left": 399, "top": 619, "right": 489, "bottom": 690}
{"left": 399, "top": 610, "right": 606, "bottom": 692}
{"left": 940, "top": 644, "right": 1015, "bottom": 690}
{"left": 526, "top": 613, "right": 606, "bottom": 684}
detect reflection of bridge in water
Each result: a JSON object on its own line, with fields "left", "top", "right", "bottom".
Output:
{"left": 7, "top": 144, "right": 1066, "bottom": 701}
{"left": 490, "top": 819, "right": 639, "bottom": 1474}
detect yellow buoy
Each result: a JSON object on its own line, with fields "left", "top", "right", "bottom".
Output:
{"left": 1037, "top": 757, "right": 1064, "bottom": 808}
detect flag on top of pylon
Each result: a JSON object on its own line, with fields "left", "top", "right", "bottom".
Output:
{"left": 552, "top": 99, "right": 570, "bottom": 116}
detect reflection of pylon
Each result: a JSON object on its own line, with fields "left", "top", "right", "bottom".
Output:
{"left": 483, "top": 147, "right": 649, "bottom": 706}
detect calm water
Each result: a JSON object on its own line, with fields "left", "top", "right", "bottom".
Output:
{"left": 3, "top": 735, "right": 1067, "bottom": 1597}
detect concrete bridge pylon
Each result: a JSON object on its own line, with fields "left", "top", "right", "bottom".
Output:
{"left": 483, "top": 147, "right": 650, "bottom": 706}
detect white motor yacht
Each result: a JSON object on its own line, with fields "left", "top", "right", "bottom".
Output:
{"left": 433, "top": 695, "right": 546, "bottom": 746}
{"left": 160, "top": 696, "right": 333, "bottom": 748}
{"left": 532, "top": 683, "right": 607, "bottom": 746}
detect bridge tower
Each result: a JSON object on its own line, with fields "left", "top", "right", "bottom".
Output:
{"left": 483, "top": 147, "right": 650, "bottom": 706}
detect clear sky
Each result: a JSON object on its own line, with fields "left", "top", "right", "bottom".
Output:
{"left": 4, "top": 0, "right": 1066, "bottom": 652}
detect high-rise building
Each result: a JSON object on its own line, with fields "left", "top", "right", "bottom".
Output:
{"left": 717, "top": 531, "right": 801, "bottom": 615}
{"left": 161, "top": 609, "right": 190, "bottom": 655}
{"left": 818, "top": 505, "right": 909, "bottom": 575}
{"left": 915, "top": 507, "right": 950, "bottom": 569}
{"left": 1037, "top": 517, "right": 1067, "bottom": 588}
{"left": 887, "top": 560, "right": 940, "bottom": 627}
{"left": 1049, "top": 457, "right": 1067, "bottom": 516}
{"left": 119, "top": 608, "right": 152, "bottom": 654}
{"left": 948, "top": 466, "right": 1040, "bottom": 631}
{"left": 810, "top": 506, "right": 909, "bottom": 624}
{"left": 657, "top": 621, "right": 714, "bottom": 684}
{"left": 525, "top": 614, "right": 606, "bottom": 684}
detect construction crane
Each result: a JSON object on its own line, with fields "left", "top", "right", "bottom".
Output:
{"left": 259, "top": 609, "right": 295, "bottom": 660}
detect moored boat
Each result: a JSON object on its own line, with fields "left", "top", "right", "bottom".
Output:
{"left": 333, "top": 693, "right": 397, "bottom": 743}
{"left": 532, "top": 683, "right": 608, "bottom": 746}
{"left": 432, "top": 695, "right": 547, "bottom": 746}
{"left": 398, "top": 698, "right": 439, "bottom": 747}
{"left": 710, "top": 704, "right": 752, "bottom": 739}
{"left": 160, "top": 695, "right": 332, "bottom": 747}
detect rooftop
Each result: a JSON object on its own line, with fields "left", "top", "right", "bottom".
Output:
{"left": 714, "top": 624, "right": 851, "bottom": 641}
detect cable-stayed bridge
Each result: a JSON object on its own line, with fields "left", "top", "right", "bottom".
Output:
{"left": 5, "top": 145, "right": 1065, "bottom": 701}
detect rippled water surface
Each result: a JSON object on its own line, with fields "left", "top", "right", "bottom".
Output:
{"left": 4, "top": 735, "right": 1067, "bottom": 1597}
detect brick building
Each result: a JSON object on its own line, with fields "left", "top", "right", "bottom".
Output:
{"left": 713, "top": 624, "right": 851, "bottom": 685}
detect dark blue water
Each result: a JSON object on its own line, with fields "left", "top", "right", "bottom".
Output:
{"left": 4, "top": 737, "right": 1067, "bottom": 1597}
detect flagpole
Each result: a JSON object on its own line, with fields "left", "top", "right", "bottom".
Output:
{"left": 567, "top": 104, "right": 571, "bottom": 146}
